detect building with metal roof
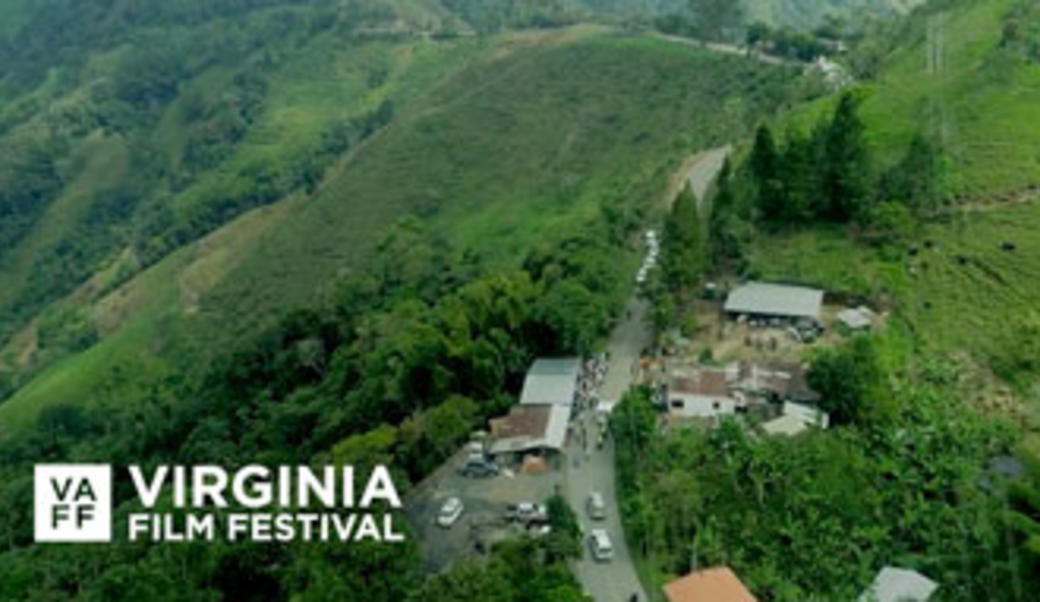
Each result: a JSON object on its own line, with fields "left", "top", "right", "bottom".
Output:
{"left": 724, "top": 282, "right": 824, "bottom": 323}
{"left": 857, "top": 567, "right": 938, "bottom": 602}
{"left": 519, "top": 358, "right": 581, "bottom": 407}
{"left": 487, "top": 404, "right": 569, "bottom": 457}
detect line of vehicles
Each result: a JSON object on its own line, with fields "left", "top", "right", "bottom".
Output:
{"left": 635, "top": 229, "right": 658, "bottom": 285}
{"left": 435, "top": 490, "right": 617, "bottom": 562}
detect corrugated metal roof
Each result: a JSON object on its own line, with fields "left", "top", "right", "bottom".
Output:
{"left": 488, "top": 404, "right": 569, "bottom": 454}
{"left": 519, "top": 358, "right": 580, "bottom": 406}
{"left": 857, "top": 567, "right": 938, "bottom": 602}
{"left": 724, "top": 282, "right": 823, "bottom": 320}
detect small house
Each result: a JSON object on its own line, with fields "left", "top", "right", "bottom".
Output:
{"left": 667, "top": 370, "right": 741, "bottom": 419}
{"left": 664, "top": 566, "right": 757, "bottom": 602}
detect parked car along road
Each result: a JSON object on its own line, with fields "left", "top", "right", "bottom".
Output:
{"left": 437, "top": 497, "right": 464, "bottom": 528}
{"left": 587, "top": 491, "right": 606, "bottom": 520}
{"left": 588, "top": 528, "right": 614, "bottom": 562}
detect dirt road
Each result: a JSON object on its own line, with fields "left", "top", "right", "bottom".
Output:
{"left": 653, "top": 33, "right": 796, "bottom": 67}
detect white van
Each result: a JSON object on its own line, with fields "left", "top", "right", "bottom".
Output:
{"left": 587, "top": 491, "right": 606, "bottom": 520}
{"left": 588, "top": 529, "right": 613, "bottom": 561}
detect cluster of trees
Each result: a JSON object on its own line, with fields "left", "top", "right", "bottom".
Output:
{"left": 746, "top": 21, "right": 834, "bottom": 62}
{"left": 179, "top": 71, "right": 269, "bottom": 180}
{"left": 653, "top": 0, "right": 745, "bottom": 43}
{"left": 746, "top": 92, "right": 941, "bottom": 232}
{"left": 411, "top": 536, "right": 584, "bottom": 601}
{"left": 806, "top": 335, "right": 894, "bottom": 426}
{"left": 749, "top": 92, "right": 872, "bottom": 224}
{"left": 0, "top": 136, "right": 64, "bottom": 253}
{"left": 0, "top": 206, "right": 632, "bottom": 599}
{"left": 642, "top": 184, "right": 707, "bottom": 333}
{"left": 611, "top": 339, "right": 1034, "bottom": 601}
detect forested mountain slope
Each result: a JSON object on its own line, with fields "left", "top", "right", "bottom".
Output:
{"left": 0, "top": 0, "right": 894, "bottom": 405}
{"left": 0, "top": 19, "right": 801, "bottom": 430}
{"left": 0, "top": 0, "right": 469, "bottom": 370}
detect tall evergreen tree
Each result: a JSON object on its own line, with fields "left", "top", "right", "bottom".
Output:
{"left": 779, "top": 127, "right": 819, "bottom": 222}
{"left": 823, "top": 92, "right": 871, "bottom": 222}
{"left": 662, "top": 183, "right": 705, "bottom": 290}
{"left": 880, "top": 132, "right": 941, "bottom": 215}
{"left": 749, "top": 124, "right": 785, "bottom": 222}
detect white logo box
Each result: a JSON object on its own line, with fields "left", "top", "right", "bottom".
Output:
{"left": 34, "top": 464, "right": 112, "bottom": 543}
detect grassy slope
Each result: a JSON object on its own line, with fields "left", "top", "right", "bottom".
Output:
{"left": 748, "top": 0, "right": 1040, "bottom": 375}
{"left": 745, "top": 0, "right": 900, "bottom": 28}
{"left": 788, "top": 0, "right": 1040, "bottom": 197}
{"left": 0, "top": 27, "right": 796, "bottom": 432}
{"left": 0, "top": 0, "right": 473, "bottom": 347}
{"left": 195, "top": 28, "right": 796, "bottom": 339}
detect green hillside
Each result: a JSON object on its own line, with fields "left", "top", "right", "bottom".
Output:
{"left": 746, "top": 0, "right": 913, "bottom": 28}
{"left": 0, "top": 1, "right": 464, "bottom": 337}
{"left": 739, "top": 0, "right": 1040, "bottom": 375}
{"left": 0, "top": 25, "right": 799, "bottom": 429}
{"left": 786, "top": 0, "right": 1040, "bottom": 197}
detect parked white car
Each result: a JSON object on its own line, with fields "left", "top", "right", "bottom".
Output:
{"left": 587, "top": 491, "right": 606, "bottom": 520}
{"left": 509, "top": 502, "right": 548, "bottom": 523}
{"left": 588, "top": 528, "right": 614, "bottom": 561}
{"left": 437, "top": 497, "right": 464, "bottom": 528}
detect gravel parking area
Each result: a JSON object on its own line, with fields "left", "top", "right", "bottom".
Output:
{"left": 406, "top": 452, "right": 565, "bottom": 573}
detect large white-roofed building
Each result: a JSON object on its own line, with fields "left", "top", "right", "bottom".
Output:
{"left": 519, "top": 358, "right": 581, "bottom": 407}
{"left": 724, "top": 282, "right": 824, "bottom": 325}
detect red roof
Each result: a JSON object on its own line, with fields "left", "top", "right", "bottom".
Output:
{"left": 663, "top": 567, "right": 757, "bottom": 602}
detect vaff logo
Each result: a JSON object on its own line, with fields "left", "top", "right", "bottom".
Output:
{"left": 34, "top": 464, "right": 112, "bottom": 542}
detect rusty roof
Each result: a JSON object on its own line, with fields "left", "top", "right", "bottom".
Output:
{"left": 664, "top": 567, "right": 757, "bottom": 602}
{"left": 670, "top": 369, "right": 730, "bottom": 397}
{"left": 488, "top": 404, "right": 569, "bottom": 454}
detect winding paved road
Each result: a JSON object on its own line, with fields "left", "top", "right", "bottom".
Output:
{"left": 564, "top": 148, "right": 731, "bottom": 602}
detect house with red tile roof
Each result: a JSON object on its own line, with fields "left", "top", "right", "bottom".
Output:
{"left": 663, "top": 567, "right": 757, "bottom": 602}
